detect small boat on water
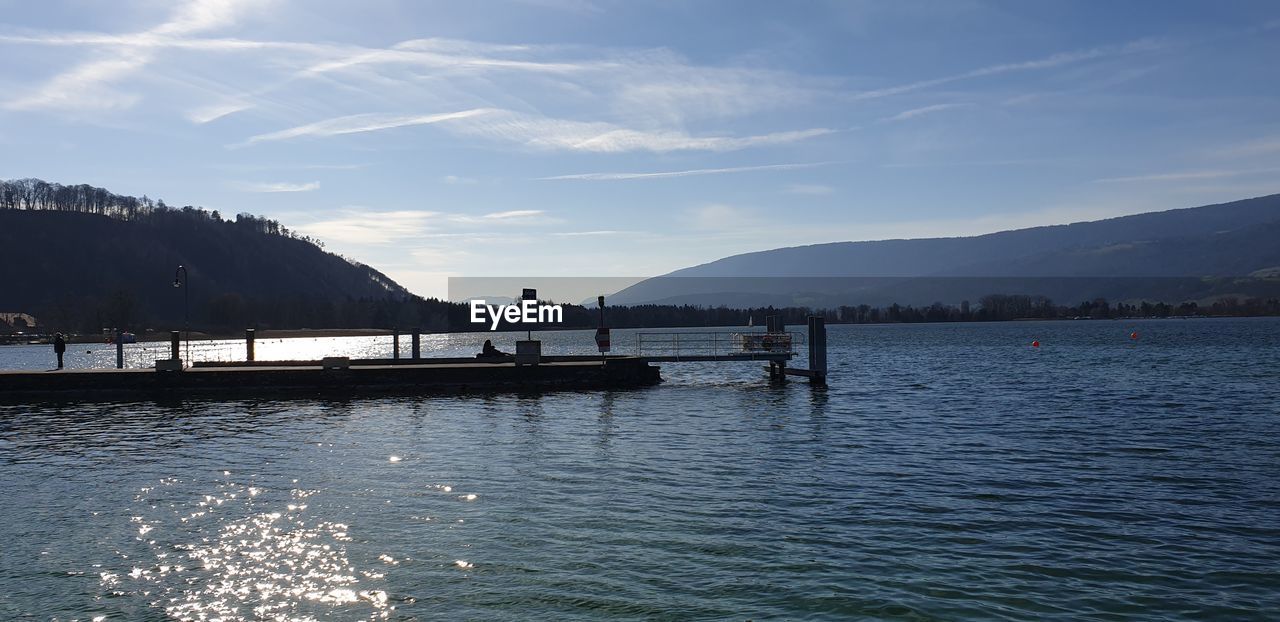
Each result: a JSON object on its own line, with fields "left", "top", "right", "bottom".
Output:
{"left": 103, "top": 330, "right": 136, "bottom": 344}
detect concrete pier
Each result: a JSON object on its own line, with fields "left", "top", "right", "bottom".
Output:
{"left": 0, "top": 356, "right": 661, "bottom": 401}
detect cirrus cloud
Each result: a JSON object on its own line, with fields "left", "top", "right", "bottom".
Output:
{"left": 231, "top": 180, "right": 320, "bottom": 192}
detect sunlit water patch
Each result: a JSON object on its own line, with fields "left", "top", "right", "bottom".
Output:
{"left": 100, "top": 477, "right": 396, "bottom": 621}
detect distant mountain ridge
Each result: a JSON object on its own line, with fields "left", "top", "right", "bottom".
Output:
{"left": 611, "top": 193, "right": 1280, "bottom": 307}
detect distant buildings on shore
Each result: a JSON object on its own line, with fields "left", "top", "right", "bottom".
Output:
{"left": 0, "top": 312, "right": 37, "bottom": 333}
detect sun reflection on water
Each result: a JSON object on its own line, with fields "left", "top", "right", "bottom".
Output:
{"left": 102, "top": 478, "right": 395, "bottom": 621}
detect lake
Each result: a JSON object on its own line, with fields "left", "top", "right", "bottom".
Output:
{"left": 1, "top": 318, "right": 1278, "bottom": 620}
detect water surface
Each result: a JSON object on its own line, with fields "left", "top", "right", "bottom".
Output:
{"left": 1, "top": 319, "right": 1278, "bottom": 620}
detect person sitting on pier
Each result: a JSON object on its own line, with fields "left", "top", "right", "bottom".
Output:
{"left": 477, "top": 339, "right": 510, "bottom": 359}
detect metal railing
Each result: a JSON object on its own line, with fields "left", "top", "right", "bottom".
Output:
{"left": 635, "top": 331, "right": 803, "bottom": 359}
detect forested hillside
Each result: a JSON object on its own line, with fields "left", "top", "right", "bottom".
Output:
{"left": 0, "top": 178, "right": 431, "bottom": 333}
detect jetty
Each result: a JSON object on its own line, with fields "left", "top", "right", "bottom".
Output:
{"left": 0, "top": 314, "right": 827, "bottom": 401}
{"left": 632, "top": 315, "right": 827, "bottom": 383}
{"left": 0, "top": 356, "right": 660, "bottom": 401}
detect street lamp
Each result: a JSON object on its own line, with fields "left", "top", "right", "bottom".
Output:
{"left": 173, "top": 265, "right": 189, "bottom": 365}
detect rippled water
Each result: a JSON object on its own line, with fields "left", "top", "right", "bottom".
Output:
{"left": 2, "top": 318, "right": 1279, "bottom": 620}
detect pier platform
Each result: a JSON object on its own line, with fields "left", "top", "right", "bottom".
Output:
{"left": 0, "top": 356, "right": 661, "bottom": 401}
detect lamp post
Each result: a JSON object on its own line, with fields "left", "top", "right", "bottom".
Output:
{"left": 173, "top": 265, "right": 189, "bottom": 365}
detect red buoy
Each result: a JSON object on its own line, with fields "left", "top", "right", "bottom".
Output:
{"left": 1031, "top": 340, "right": 1040, "bottom": 348}
{"left": 1130, "top": 332, "right": 1139, "bottom": 340}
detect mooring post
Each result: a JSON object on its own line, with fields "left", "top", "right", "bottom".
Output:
{"left": 115, "top": 329, "right": 124, "bottom": 369}
{"left": 596, "top": 295, "right": 610, "bottom": 362}
{"left": 411, "top": 329, "right": 421, "bottom": 360}
{"left": 808, "top": 315, "right": 827, "bottom": 386}
{"left": 245, "top": 328, "right": 255, "bottom": 362}
{"left": 392, "top": 328, "right": 400, "bottom": 360}
{"left": 170, "top": 331, "right": 180, "bottom": 361}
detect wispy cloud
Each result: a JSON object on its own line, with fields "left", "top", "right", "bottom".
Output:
{"left": 232, "top": 181, "right": 320, "bottom": 192}
{"left": 2, "top": 10, "right": 834, "bottom": 147}
{"left": 303, "top": 208, "right": 552, "bottom": 246}
{"left": 539, "top": 161, "right": 836, "bottom": 181}
{"left": 441, "top": 110, "right": 833, "bottom": 153}
{"left": 244, "top": 107, "right": 831, "bottom": 153}
{"left": 1093, "top": 166, "right": 1280, "bottom": 183}
{"left": 850, "top": 39, "right": 1162, "bottom": 102}
{"left": 186, "top": 101, "right": 252, "bottom": 124}
{"left": 5, "top": 52, "right": 148, "bottom": 111}
{"left": 212, "top": 162, "right": 368, "bottom": 171}
{"left": 1212, "top": 136, "right": 1280, "bottom": 159}
{"left": 242, "top": 109, "right": 494, "bottom": 145}
{"left": 483, "top": 209, "right": 544, "bottom": 219}
{"left": 785, "top": 184, "right": 835, "bottom": 196}
{"left": 552, "top": 230, "right": 625, "bottom": 237}
{"left": 4, "top": 0, "right": 260, "bottom": 112}
{"left": 297, "top": 37, "right": 591, "bottom": 77}
{"left": 687, "top": 203, "right": 759, "bottom": 230}
{"left": 445, "top": 209, "right": 552, "bottom": 225}
{"left": 881, "top": 103, "right": 967, "bottom": 122}
{"left": 298, "top": 209, "right": 437, "bottom": 245}
{"left": 442, "top": 175, "right": 478, "bottom": 184}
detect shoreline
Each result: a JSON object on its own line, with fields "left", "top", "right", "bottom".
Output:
{"left": 2, "top": 313, "right": 1276, "bottom": 347}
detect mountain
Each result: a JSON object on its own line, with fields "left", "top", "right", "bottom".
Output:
{"left": 611, "top": 193, "right": 1280, "bottom": 307}
{"left": 0, "top": 178, "right": 418, "bottom": 333}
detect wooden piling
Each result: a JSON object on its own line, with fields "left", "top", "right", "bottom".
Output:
{"left": 246, "top": 328, "right": 255, "bottom": 362}
{"left": 807, "top": 315, "right": 827, "bottom": 386}
{"left": 170, "top": 331, "right": 180, "bottom": 361}
{"left": 411, "top": 330, "right": 421, "bottom": 360}
{"left": 115, "top": 329, "right": 124, "bottom": 369}
{"left": 392, "top": 329, "right": 400, "bottom": 360}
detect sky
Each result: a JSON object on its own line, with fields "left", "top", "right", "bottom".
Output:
{"left": 2, "top": 0, "right": 1279, "bottom": 301}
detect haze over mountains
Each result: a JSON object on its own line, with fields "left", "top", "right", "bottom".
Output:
{"left": 609, "top": 194, "right": 1280, "bottom": 308}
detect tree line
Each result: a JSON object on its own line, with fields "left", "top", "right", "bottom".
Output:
{"left": 13, "top": 288, "right": 1280, "bottom": 337}
{"left": 0, "top": 178, "right": 326, "bottom": 247}
{"left": 541, "top": 294, "right": 1280, "bottom": 331}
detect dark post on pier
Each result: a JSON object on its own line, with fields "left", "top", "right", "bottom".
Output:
{"left": 115, "top": 329, "right": 124, "bottom": 369}
{"left": 807, "top": 315, "right": 828, "bottom": 385}
{"left": 392, "top": 329, "right": 400, "bottom": 360}
{"left": 170, "top": 331, "right": 180, "bottom": 361}
{"left": 595, "top": 295, "right": 610, "bottom": 360}
{"left": 411, "top": 329, "right": 421, "bottom": 360}
{"left": 776, "top": 315, "right": 827, "bottom": 385}
{"left": 246, "top": 328, "right": 255, "bottom": 362}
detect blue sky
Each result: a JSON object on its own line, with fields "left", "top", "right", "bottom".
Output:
{"left": 2, "top": 1, "right": 1279, "bottom": 300}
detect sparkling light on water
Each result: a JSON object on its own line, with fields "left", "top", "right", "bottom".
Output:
{"left": 102, "top": 479, "right": 394, "bottom": 621}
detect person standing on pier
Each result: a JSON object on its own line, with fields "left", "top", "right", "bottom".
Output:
{"left": 53, "top": 332, "right": 66, "bottom": 369}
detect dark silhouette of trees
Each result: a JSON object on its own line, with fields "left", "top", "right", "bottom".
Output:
{"left": 1, "top": 178, "right": 409, "bottom": 333}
